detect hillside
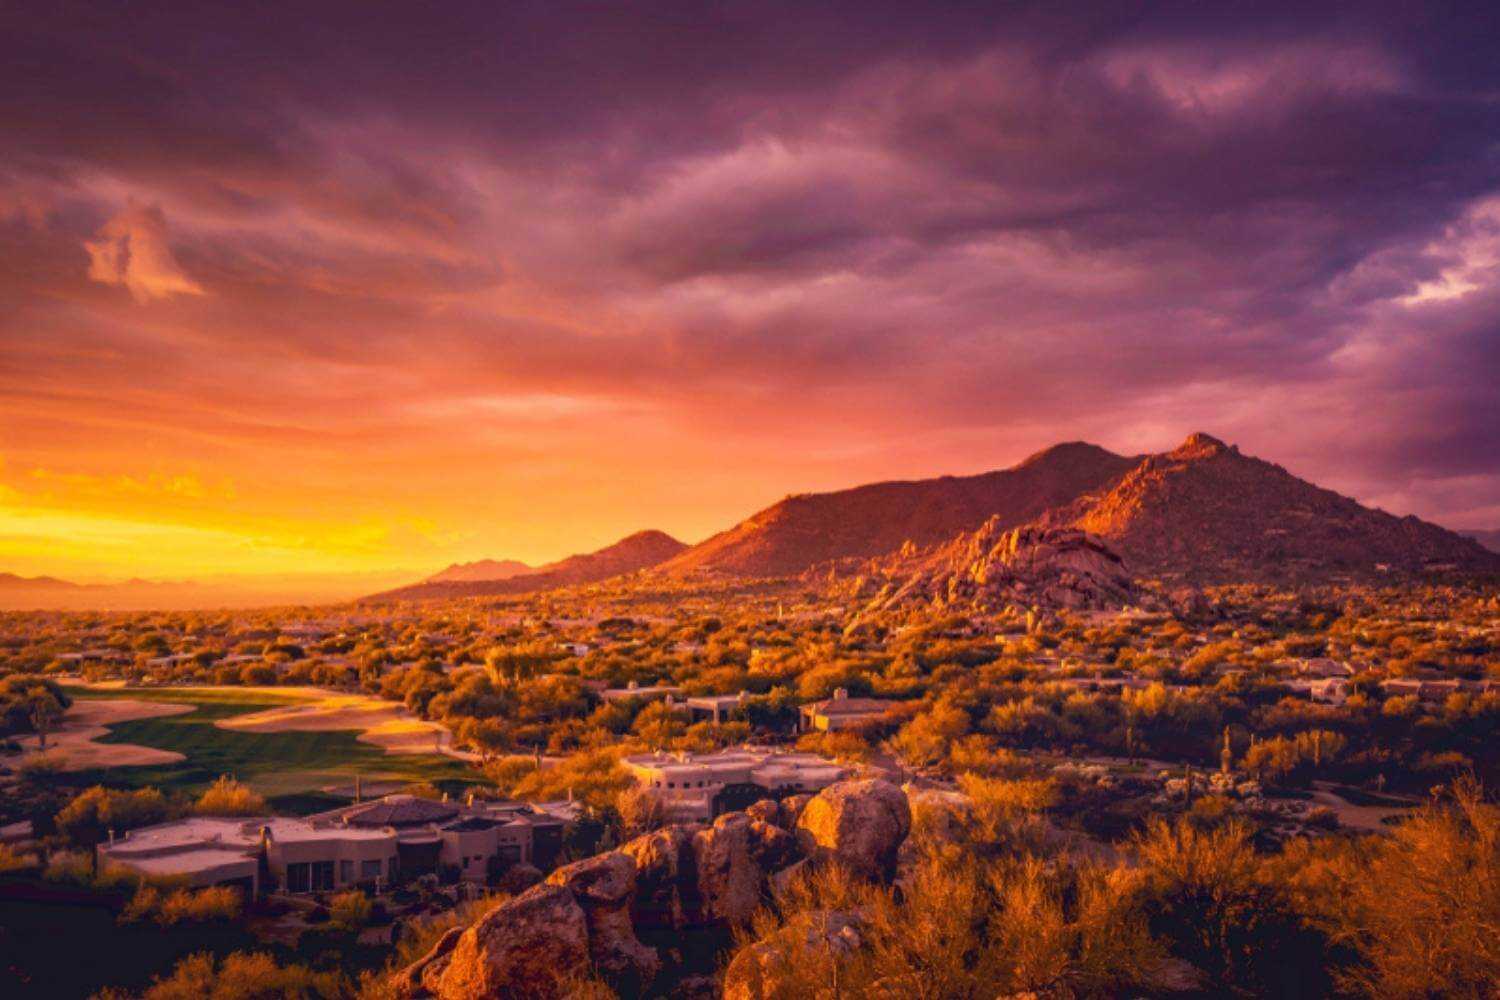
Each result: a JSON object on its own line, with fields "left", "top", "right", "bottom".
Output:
{"left": 366, "top": 530, "right": 687, "bottom": 601}
{"left": 1063, "top": 433, "right": 1500, "bottom": 582}
{"left": 1463, "top": 529, "right": 1500, "bottom": 554}
{"left": 423, "top": 559, "right": 535, "bottom": 584}
{"left": 657, "top": 442, "right": 1139, "bottom": 578}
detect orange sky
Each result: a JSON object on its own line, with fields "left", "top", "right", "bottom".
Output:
{"left": 5, "top": 6, "right": 1499, "bottom": 586}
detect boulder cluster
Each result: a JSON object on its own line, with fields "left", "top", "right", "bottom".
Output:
{"left": 862, "top": 520, "right": 1139, "bottom": 616}
{"left": 391, "top": 779, "right": 911, "bottom": 999}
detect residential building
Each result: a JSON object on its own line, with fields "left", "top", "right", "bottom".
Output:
{"left": 601, "top": 680, "right": 684, "bottom": 703}
{"left": 1297, "top": 658, "right": 1356, "bottom": 678}
{"left": 685, "top": 691, "right": 748, "bottom": 724}
{"left": 623, "top": 748, "right": 847, "bottom": 821}
{"left": 1308, "top": 677, "right": 1351, "bottom": 705}
{"left": 97, "top": 794, "right": 580, "bottom": 895}
{"left": 798, "top": 688, "right": 894, "bottom": 732}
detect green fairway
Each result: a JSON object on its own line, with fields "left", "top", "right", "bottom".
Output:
{"left": 59, "top": 686, "right": 479, "bottom": 798}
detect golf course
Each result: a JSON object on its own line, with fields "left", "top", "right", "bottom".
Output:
{"left": 51, "top": 685, "right": 480, "bottom": 810}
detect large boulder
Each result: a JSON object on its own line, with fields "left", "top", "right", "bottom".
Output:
{"left": 621, "top": 824, "right": 700, "bottom": 930}
{"left": 744, "top": 798, "right": 782, "bottom": 827}
{"left": 548, "top": 851, "right": 659, "bottom": 984}
{"left": 692, "top": 812, "right": 774, "bottom": 925}
{"left": 796, "top": 779, "right": 911, "bottom": 878}
{"left": 414, "top": 883, "right": 589, "bottom": 1000}
{"left": 722, "top": 910, "right": 864, "bottom": 1000}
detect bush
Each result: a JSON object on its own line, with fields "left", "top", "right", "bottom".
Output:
{"left": 0, "top": 841, "right": 39, "bottom": 874}
{"left": 43, "top": 850, "right": 95, "bottom": 886}
{"left": 140, "top": 951, "right": 346, "bottom": 1000}
{"left": 329, "top": 889, "right": 373, "bottom": 931}
{"left": 194, "top": 775, "right": 267, "bottom": 817}
{"left": 56, "top": 785, "right": 170, "bottom": 847}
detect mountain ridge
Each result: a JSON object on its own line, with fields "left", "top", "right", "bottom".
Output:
{"left": 365, "top": 529, "right": 687, "bottom": 602}
{"left": 656, "top": 441, "right": 1140, "bottom": 578}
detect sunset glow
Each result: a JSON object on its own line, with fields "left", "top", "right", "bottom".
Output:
{"left": 4, "top": 3, "right": 1499, "bottom": 588}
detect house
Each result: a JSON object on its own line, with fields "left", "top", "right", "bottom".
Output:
{"left": 798, "top": 688, "right": 894, "bottom": 732}
{"left": 55, "top": 648, "right": 129, "bottom": 666}
{"left": 600, "top": 680, "right": 685, "bottom": 703}
{"left": 1297, "top": 658, "right": 1356, "bottom": 679}
{"left": 623, "top": 748, "right": 848, "bottom": 822}
{"left": 1308, "top": 677, "right": 1351, "bottom": 705}
{"left": 685, "top": 691, "right": 748, "bottom": 724}
{"left": 97, "top": 816, "right": 393, "bottom": 897}
{"left": 97, "top": 794, "right": 580, "bottom": 895}
{"left": 1378, "top": 677, "right": 1481, "bottom": 703}
{"left": 144, "top": 653, "right": 197, "bottom": 668}
{"left": 1050, "top": 674, "right": 1153, "bottom": 693}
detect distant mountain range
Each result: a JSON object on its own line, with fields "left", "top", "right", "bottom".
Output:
{"left": 0, "top": 571, "right": 419, "bottom": 611}
{"left": 363, "top": 530, "right": 687, "bottom": 602}
{"left": 14, "top": 433, "right": 1495, "bottom": 610}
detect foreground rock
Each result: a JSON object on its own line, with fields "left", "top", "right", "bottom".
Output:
{"left": 391, "top": 780, "right": 911, "bottom": 998}
{"left": 408, "top": 884, "right": 589, "bottom": 1000}
{"left": 547, "top": 851, "right": 658, "bottom": 984}
{"left": 723, "top": 910, "right": 864, "bottom": 1000}
{"left": 797, "top": 778, "right": 911, "bottom": 878}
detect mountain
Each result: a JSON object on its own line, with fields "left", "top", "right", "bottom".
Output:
{"left": 0, "top": 572, "right": 82, "bottom": 590}
{"left": 658, "top": 442, "right": 1139, "bottom": 578}
{"left": 1462, "top": 529, "right": 1500, "bottom": 554}
{"left": 366, "top": 530, "right": 688, "bottom": 601}
{"left": 0, "top": 571, "right": 419, "bottom": 611}
{"left": 424, "top": 559, "right": 535, "bottom": 584}
{"left": 1061, "top": 433, "right": 1500, "bottom": 582}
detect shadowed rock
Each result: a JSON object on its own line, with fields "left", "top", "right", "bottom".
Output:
{"left": 797, "top": 779, "right": 912, "bottom": 879}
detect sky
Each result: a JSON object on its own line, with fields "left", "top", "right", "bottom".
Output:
{"left": 3, "top": 1, "right": 1499, "bottom": 585}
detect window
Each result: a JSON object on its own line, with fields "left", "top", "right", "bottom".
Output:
{"left": 360, "top": 859, "right": 382, "bottom": 880}
{"left": 286, "top": 863, "right": 310, "bottom": 893}
{"left": 311, "top": 860, "right": 335, "bottom": 891}
{"left": 340, "top": 860, "right": 354, "bottom": 884}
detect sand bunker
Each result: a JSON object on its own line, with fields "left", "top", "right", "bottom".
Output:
{"left": 17, "top": 698, "right": 194, "bottom": 770}
{"left": 216, "top": 694, "right": 458, "bottom": 756}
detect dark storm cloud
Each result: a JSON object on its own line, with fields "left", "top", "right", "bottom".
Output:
{"left": 3, "top": 0, "right": 1500, "bottom": 538}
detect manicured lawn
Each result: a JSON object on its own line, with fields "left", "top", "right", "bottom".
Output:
{"left": 58, "top": 686, "right": 478, "bottom": 798}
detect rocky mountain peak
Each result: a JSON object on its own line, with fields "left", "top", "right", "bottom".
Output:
{"left": 1171, "top": 431, "right": 1236, "bottom": 460}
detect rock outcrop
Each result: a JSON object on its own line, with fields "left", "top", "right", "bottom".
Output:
{"left": 620, "top": 823, "right": 699, "bottom": 930}
{"left": 796, "top": 778, "right": 912, "bottom": 879}
{"left": 391, "top": 780, "right": 913, "bottom": 999}
{"left": 411, "top": 884, "right": 590, "bottom": 1000}
{"left": 857, "top": 520, "right": 1138, "bottom": 618}
{"left": 547, "top": 851, "right": 658, "bottom": 983}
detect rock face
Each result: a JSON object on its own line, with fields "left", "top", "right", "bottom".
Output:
{"left": 859, "top": 520, "right": 1138, "bottom": 617}
{"left": 620, "top": 823, "right": 699, "bottom": 930}
{"left": 412, "top": 884, "right": 590, "bottom": 1000}
{"left": 796, "top": 779, "right": 912, "bottom": 879}
{"left": 547, "top": 851, "right": 658, "bottom": 983}
{"left": 392, "top": 785, "right": 914, "bottom": 998}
